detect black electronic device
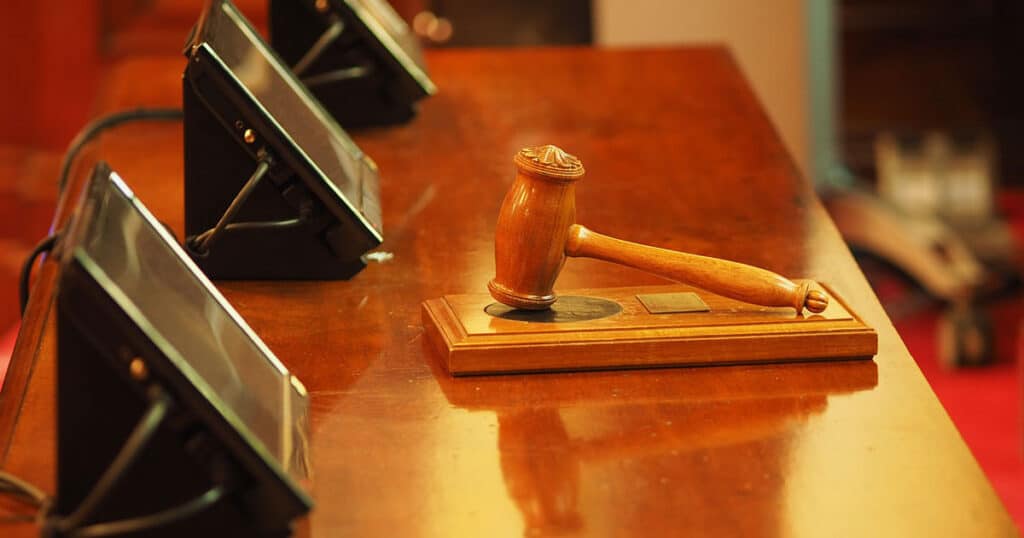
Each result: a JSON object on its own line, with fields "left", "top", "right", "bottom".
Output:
{"left": 52, "top": 162, "right": 312, "bottom": 537}
{"left": 269, "top": 0, "right": 437, "bottom": 126}
{"left": 184, "top": 0, "right": 382, "bottom": 280}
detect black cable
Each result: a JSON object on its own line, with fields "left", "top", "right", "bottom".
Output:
{"left": 68, "top": 486, "right": 226, "bottom": 538}
{"left": 58, "top": 108, "right": 184, "bottom": 191}
{"left": 189, "top": 158, "right": 272, "bottom": 254}
{"left": 49, "top": 389, "right": 173, "bottom": 536}
{"left": 0, "top": 514, "right": 36, "bottom": 524}
{"left": 292, "top": 17, "right": 345, "bottom": 77}
{"left": 0, "top": 470, "right": 49, "bottom": 507}
{"left": 19, "top": 234, "right": 59, "bottom": 316}
{"left": 219, "top": 217, "right": 304, "bottom": 232}
{"left": 3, "top": 392, "right": 227, "bottom": 537}
{"left": 301, "top": 64, "right": 374, "bottom": 88}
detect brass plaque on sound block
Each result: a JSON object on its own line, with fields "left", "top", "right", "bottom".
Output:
{"left": 636, "top": 292, "right": 710, "bottom": 314}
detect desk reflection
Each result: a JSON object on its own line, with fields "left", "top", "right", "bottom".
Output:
{"left": 440, "top": 360, "right": 878, "bottom": 537}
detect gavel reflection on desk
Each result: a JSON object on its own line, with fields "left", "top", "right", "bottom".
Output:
{"left": 488, "top": 145, "right": 828, "bottom": 314}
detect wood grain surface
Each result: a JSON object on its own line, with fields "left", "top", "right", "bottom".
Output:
{"left": 0, "top": 48, "right": 1016, "bottom": 536}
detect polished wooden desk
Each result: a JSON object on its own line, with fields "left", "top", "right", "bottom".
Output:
{"left": 1, "top": 48, "right": 1016, "bottom": 536}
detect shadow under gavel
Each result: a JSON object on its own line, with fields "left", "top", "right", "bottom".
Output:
{"left": 488, "top": 145, "right": 828, "bottom": 314}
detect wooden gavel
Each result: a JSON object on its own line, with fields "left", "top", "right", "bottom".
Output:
{"left": 487, "top": 145, "right": 828, "bottom": 314}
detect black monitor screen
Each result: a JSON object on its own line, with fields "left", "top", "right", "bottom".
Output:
{"left": 61, "top": 164, "right": 310, "bottom": 498}
{"left": 343, "top": 0, "right": 433, "bottom": 88}
{"left": 190, "top": 0, "right": 383, "bottom": 239}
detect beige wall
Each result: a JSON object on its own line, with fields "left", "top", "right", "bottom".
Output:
{"left": 593, "top": 0, "right": 810, "bottom": 177}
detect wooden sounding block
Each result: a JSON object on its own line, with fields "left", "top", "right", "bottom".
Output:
{"left": 423, "top": 282, "right": 877, "bottom": 375}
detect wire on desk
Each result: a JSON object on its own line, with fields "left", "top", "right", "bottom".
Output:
{"left": 5, "top": 390, "right": 229, "bottom": 536}
{"left": 292, "top": 17, "right": 345, "bottom": 77}
{"left": 46, "top": 389, "right": 173, "bottom": 536}
{"left": 188, "top": 157, "right": 276, "bottom": 254}
{"left": 302, "top": 64, "right": 374, "bottom": 88}
{"left": 289, "top": 16, "right": 375, "bottom": 88}
{"left": 23, "top": 109, "right": 182, "bottom": 314}
{"left": 0, "top": 514, "right": 36, "bottom": 524}
{"left": 58, "top": 108, "right": 184, "bottom": 191}
{"left": 19, "top": 234, "right": 59, "bottom": 316}
{"left": 217, "top": 217, "right": 304, "bottom": 232}
{"left": 0, "top": 469, "right": 50, "bottom": 508}
{"left": 1, "top": 468, "right": 52, "bottom": 529}
{"left": 68, "top": 485, "right": 226, "bottom": 538}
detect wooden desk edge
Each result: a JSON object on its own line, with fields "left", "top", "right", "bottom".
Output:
{"left": 0, "top": 154, "right": 90, "bottom": 463}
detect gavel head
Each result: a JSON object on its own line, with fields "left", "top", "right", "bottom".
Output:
{"left": 488, "top": 145, "right": 585, "bottom": 310}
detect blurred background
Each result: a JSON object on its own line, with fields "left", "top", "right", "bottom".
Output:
{"left": 0, "top": 0, "right": 1020, "bottom": 526}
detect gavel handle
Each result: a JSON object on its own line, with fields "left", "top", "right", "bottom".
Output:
{"left": 565, "top": 224, "right": 828, "bottom": 313}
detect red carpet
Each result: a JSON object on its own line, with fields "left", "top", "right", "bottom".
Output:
{"left": 893, "top": 301, "right": 1023, "bottom": 529}
{"left": 875, "top": 190, "right": 1024, "bottom": 529}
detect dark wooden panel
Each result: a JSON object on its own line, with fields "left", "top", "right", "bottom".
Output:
{"left": 0, "top": 48, "right": 1015, "bottom": 536}
{"left": 0, "top": 1, "right": 100, "bottom": 148}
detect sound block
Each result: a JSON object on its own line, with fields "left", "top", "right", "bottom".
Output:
{"left": 422, "top": 282, "right": 877, "bottom": 376}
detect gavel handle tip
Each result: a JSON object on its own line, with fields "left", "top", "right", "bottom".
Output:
{"left": 804, "top": 289, "right": 829, "bottom": 313}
